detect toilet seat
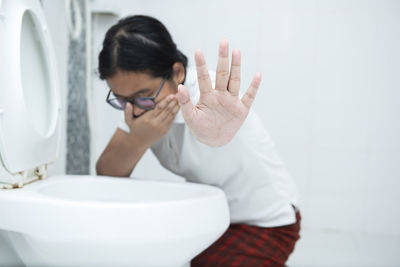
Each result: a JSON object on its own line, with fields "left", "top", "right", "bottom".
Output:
{"left": 0, "top": 0, "right": 61, "bottom": 187}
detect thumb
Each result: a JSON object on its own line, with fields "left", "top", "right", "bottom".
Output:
{"left": 177, "top": 84, "right": 195, "bottom": 123}
{"left": 124, "top": 102, "right": 134, "bottom": 125}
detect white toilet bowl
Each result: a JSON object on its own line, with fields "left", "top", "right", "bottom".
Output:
{"left": 0, "top": 175, "right": 229, "bottom": 267}
{"left": 0, "top": 1, "right": 230, "bottom": 266}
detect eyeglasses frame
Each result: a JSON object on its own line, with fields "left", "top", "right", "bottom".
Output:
{"left": 106, "top": 77, "right": 167, "bottom": 111}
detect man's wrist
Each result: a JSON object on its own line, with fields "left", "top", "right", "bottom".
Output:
{"left": 127, "top": 131, "right": 154, "bottom": 149}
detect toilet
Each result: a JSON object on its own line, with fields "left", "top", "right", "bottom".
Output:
{"left": 0, "top": 1, "right": 230, "bottom": 266}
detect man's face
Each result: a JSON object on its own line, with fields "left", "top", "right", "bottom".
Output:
{"left": 106, "top": 70, "right": 177, "bottom": 117}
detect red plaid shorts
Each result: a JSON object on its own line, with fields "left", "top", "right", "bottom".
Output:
{"left": 191, "top": 209, "right": 301, "bottom": 267}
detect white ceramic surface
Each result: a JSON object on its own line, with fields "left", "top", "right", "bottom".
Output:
{"left": 0, "top": 0, "right": 61, "bottom": 185}
{"left": 0, "top": 175, "right": 230, "bottom": 267}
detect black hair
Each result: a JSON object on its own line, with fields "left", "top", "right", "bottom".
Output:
{"left": 98, "top": 15, "right": 188, "bottom": 82}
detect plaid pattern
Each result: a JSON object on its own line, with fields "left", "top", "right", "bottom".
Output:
{"left": 191, "top": 210, "right": 301, "bottom": 267}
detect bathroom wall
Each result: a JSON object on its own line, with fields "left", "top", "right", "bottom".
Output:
{"left": 42, "top": 0, "right": 91, "bottom": 176}
{"left": 66, "top": 0, "right": 91, "bottom": 175}
{"left": 89, "top": 0, "right": 400, "bottom": 236}
{"left": 41, "top": 0, "right": 68, "bottom": 177}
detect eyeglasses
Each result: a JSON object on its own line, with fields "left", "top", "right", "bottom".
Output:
{"left": 106, "top": 78, "right": 167, "bottom": 111}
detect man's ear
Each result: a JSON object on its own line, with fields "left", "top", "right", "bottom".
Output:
{"left": 172, "top": 62, "right": 185, "bottom": 85}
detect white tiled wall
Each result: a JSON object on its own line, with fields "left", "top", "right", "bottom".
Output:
{"left": 87, "top": 0, "right": 400, "bottom": 236}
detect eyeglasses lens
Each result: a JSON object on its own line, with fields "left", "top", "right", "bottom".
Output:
{"left": 135, "top": 98, "right": 155, "bottom": 110}
{"left": 108, "top": 98, "right": 127, "bottom": 110}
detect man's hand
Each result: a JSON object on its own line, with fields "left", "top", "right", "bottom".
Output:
{"left": 125, "top": 95, "right": 179, "bottom": 147}
{"left": 176, "top": 40, "right": 262, "bottom": 146}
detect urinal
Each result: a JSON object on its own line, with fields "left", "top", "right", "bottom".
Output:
{"left": 0, "top": 0, "right": 230, "bottom": 266}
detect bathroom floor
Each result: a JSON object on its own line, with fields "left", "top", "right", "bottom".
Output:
{"left": 287, "top": 227, "right": 400, "bottom": 267}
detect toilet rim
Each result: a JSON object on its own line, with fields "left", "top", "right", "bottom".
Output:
{"left": 0, "top": 175, "right": 224, "bottom": 207}
{"left": 0, "top": 175, "right": 229, "bottom": 241}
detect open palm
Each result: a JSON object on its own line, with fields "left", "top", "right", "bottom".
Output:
{"left": 177, "top": 40, "right": 262, "bottom": 147}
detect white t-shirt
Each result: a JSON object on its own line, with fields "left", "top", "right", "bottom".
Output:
{"left": 118, "top": 68, "right": 299, "bottom": 227}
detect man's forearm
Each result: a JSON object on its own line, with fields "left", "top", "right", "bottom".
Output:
{"left": 96, "top": 133, "right": 150, "bottom": 177}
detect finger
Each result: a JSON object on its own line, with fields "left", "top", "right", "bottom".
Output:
{"left": 168, "top": 106, "right": 180, "bottom": 125}
{"left": 215, "top": 39, "right": 230, "bottom": 92}
{"left": 161, "top": 104, "right": 180, "bottom": 125}
{"left": 171, "top": 104, "right": 180, "bottom": 115}
{"left": 124, "top": 102, "right": 134, "bottom": 125}
{"left": 241, "top": 72, "right": 262, "bottom": 109}
{"left": 228, "top": 49, "right": 241, "bottom": 96}
{"left": 195, "top": 49, "right": 212, "bottom": 95}
{"left": 177, "top": 84, "right": 195, "bottom": 124}
{"left": 158, "top": 98, "right": 178, "bottom": 121}
{"left": 152, "top": 94, "right": 175, "bottom": 117}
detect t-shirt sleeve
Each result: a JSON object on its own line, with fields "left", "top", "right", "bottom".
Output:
{"left": 117, "top": 112, "right": 130, "bottom": 133}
